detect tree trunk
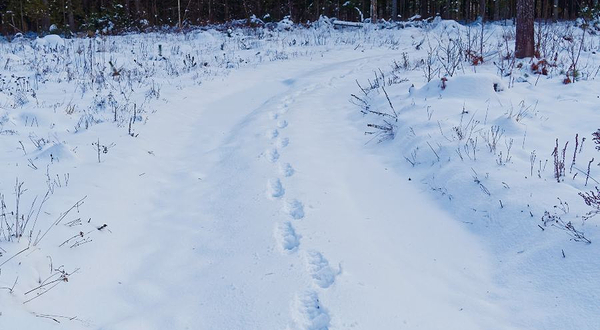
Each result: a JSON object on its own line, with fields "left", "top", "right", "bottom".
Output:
{"left": 67, "top": 0, "right": 75, "bottom": 32}
{"left": 494, "top": 0, "right": 500, "bottom": 20}
{"left": 41, "top": 0, "right": 51, "bottom": 30}
{"left": 371, "top": 0, "right": 378, "bottom": 22}
{"left": 400, "top": 0, "right": 406, "bottom": 19}
{"left": 134, "top": 0, "right": 141, "bottom": 17}
{"left": 178, "top": 0, "right": 182, "bottom": 28}
{"left": 515, "top": 0, "right": 534, "bottom": 58}
{"left": 480, "top": 0, "right": 487, "bottom": 20}
{"left": 392, "top": 0, "right": 398, "bottom": 20}
{"left": 20, "top": 0, "right": 25, "bottom": 32}
{"left": 315, "top": 0, "right": 320, "bottom": 20}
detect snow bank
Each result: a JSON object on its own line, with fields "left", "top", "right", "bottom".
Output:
{"left": 34, "top": 34, "right": 65, "bottom": 49}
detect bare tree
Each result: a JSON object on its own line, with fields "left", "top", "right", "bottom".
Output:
{"left": 515, "top": 0, "right": 535, "bottom": 58}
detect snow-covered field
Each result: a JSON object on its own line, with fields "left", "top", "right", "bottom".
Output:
{"left": 0, "top": 19, "right": 599, "bottom": 329}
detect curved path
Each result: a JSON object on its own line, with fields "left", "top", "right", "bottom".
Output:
{"left": 33, "top": 50, "right": 518, "bottom": 330}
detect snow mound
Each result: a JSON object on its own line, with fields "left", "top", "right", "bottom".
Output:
{"left": 36, "top": 143, "right": 77, "bottom": 162}
{"left": 34, "top": 34, "right": 65, "bottom": 49}
{"left": 277, "top": 16, "right": 294, "bottom": 31}
{"left": 431, "top": 19, "right": 463, "bottom": 33}
{"left": 413, "top": 73, "right": 504, "bottom": 99}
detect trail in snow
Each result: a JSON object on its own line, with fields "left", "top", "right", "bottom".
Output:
{"left": 100, "top": 51, "right": 516, "bottom": 330}
{"left": 6, "top": 50, "right": 520, "bottom": 330}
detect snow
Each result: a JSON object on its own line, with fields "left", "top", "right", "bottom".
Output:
{"left": 284, "top": 199, "right": 305, "bottom": 220}
{"left": 275, "top": 221, "right": 301, "bottom": 252}
{"left": 305, "top": 250, "right": 338, "bottom": 289}
{"left": 34, "top": 34, "right": 65, "bottom": 49}
{"left": 0, "top": 20, "right": 599, "bottom": 330}
{"left": 267, "top": 178, "right": 286, "bottom": 198}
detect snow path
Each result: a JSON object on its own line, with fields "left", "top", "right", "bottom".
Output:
{"left": 32, "top": 51, "right": 517, "bottom": 329}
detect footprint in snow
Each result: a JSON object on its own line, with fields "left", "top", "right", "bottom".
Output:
{"left": 277, "top": 137, "right": 289, "bottom": 149}
{"left": 292, "top": 290, "right": 330, "bottom": 330}
{"left": 267, "top": 178, "right": 285, "bottom": 198}
{"left": 269, "top": 112, "right": 279, "bottom": 120}
{"left": 265, "top": 148, "right": 280, "bottom": 163}
{"left": 284, "top": 199, "right": 304, "bottom": 220}
{"left": 279, "top": 163, "right": 295, "bottom": 177}
{"left": 277, "top": 120, "right": 288, "bottom": 129}
{"left": 275, "top": 221, "right": 300, "bottom": 252}
{"left": 305, "top": 251, "right": 338, "bottom": 289}
{"left": 266, "top": 129, "right": 279, "bottom": 139}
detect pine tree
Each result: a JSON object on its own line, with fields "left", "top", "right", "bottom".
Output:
{"left": 515, "top": 0, "right": 534, "bottom": 58}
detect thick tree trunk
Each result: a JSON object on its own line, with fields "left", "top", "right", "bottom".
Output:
{"left": 371, "top": 0, "right": 378, "bottom": 22}
{"left": 392, "top": 0, "right": 398, "bottom": 20}
{"left": 515, "top": 0, "right": 534, "bottom": 58}
{"left": 400, "top": 0, "right": 406, "bottom": 19}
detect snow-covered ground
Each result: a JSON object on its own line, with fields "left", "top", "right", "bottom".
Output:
{"left": 0, "top": 19, "right": 599, "bottom": 329}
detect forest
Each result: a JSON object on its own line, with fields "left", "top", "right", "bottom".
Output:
{"left": 1, "top": 0, "right": 598, "bottom": 35}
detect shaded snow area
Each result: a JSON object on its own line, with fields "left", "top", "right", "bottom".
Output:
{"left": 1, "top": 19, "right": 600, "bottom": 329}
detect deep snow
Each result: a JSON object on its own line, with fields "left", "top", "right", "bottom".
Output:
{"left": 0, "top": 19, "right": 599, "bottom": 329}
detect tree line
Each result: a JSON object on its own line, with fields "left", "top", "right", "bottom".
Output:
{"left": 0, "top": 0, "right": 596, "bottom": 35}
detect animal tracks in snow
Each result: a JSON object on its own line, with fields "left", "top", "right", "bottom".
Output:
{"left": 265, "top": 148, "right": 280, "bottom": 163}
{"left": 279, "top": 163, "right": 295, "bottom": 177}
{"left": 292, "top": 291, "right": 331, "bottom": 330}
{"left": 275, "top": 221, "right": 301, "bottom": 252}
{"left": 277, "top": 137, "right": 290, "bottom": 148}
{"left": 267, "top": 178, "right": 285, "bottom": 198}
{"left": 305, "top": 251, "right": 338, "bottom": 289}
{"left": 277, "top": 120, "right": 288, "bottom": 128}
{"left": 266, "top": 129, "right": 279, "bottom": 139}
{"left": 284, "top": 199, "right": 305, "bottom": 220}
{"left": 266, "top": 99, "right": 333, "bottom": 329}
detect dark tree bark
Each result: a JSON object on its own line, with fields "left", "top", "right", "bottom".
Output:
{"left": 4, "top": 0, "right": 594, "bottom": 35}
{"left": 41, "top": 0, "right": 51, "bottom": 30}
{"left": 480, "top": 0, "right": 487, "bottom": 19}
{"left": 515, "top": 0, "right": 534, "bottom": 58}
{"left": 67, "top": 0, "right": 75, "bottom": 32}
{"left": 370, "top": 0, "right": 377, "bottom": 21}
{"left": 494, "top": 0, "right": 500, "bottom": 20}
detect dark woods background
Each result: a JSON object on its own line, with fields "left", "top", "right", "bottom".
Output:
{"left": 0, "top": 0, "right": 596, "bottom": 35}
